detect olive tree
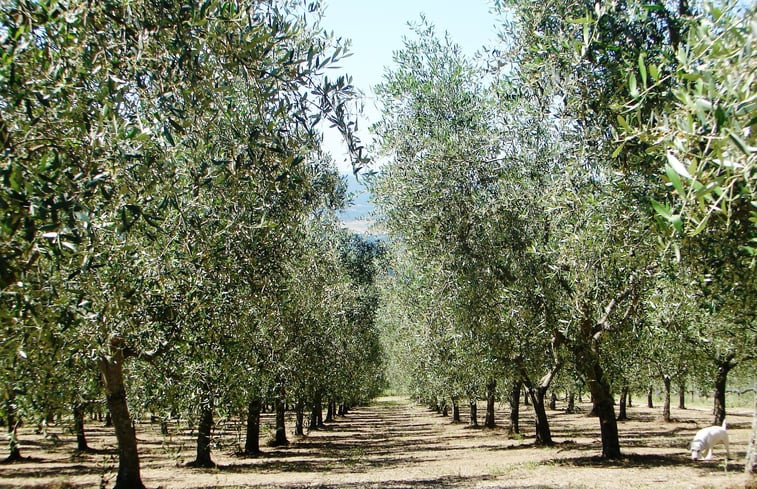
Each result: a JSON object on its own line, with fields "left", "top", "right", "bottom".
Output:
{"left": 1, "top": 0, "right": 362, "bottom": 485}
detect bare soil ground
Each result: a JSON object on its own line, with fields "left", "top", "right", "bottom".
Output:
{"left": 1, "top": 396, "right": 754, "bottom": 489}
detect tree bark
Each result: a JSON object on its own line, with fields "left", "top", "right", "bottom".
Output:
{"left": 4, "top": 394, "right": 21, "bottom": 462}
{"left": 509, "top": 381, "right": 521, "bottom": 434}
{"left": 549, "top": 392, "right": 557, "bottom": 410}
{"left": 528, "top": 387, "right": 554, "bottom": 446}
{"left": 309, "top": 392, "right": 324, "bottom": 430}
{"left": 272, "top": 390, "right": 288, "bottom": 446}
{"left": 592, "top": 384, "right": 622, "bottom": 459}
{"left": 244, "top": 398, "right": 261, "bottom": 456}
{"left": 662, "top": 375, "right": 672, "bottom": 422}
{"left": 469, "top": 400, "right": 478, "bottom": 428}
{"left": 617, "top": 385, "right": 629, "bottom": 421}
{"left": 746, "top": 378, "right": 756, "bottom": 475}
{"left": 566, "top": 391, "right": 576, "bottom": 414}
{"left": 325, "top": 400, "right": 335, "bottom": 423}
{"left": 678, "top": 380, "right": 686, "bottom": 410}
{"left": 98, "top": 344, "right": 146, "bottom": 489}
{"left": 295, "top": 400, "right": 305, "bottom": 436}
{"left": 485, "top": 380, "right": 496, "bottom": 428}
{"left": 451, "top": 398, "right": 460, "bottom": 422}
{"left": 647, "top": 384, "right": 654, "bottom": 408}
{"left": 189, "top": 400, "right": 215, "bottom": 468}
{"left": 73, "top": 403, "right": 88, "bottom": 452}
{"left": 575, "top": 341, "right": 621, "bottom": 459}
{"left": 713, "top": 355, "right": 736, "bottom": 426}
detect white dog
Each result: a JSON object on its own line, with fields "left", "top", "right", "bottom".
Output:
{"left": 690, "top": 420, "right": 730, "bottom": 461}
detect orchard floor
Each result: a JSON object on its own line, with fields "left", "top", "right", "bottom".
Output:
{"left": 1, "top": 396, "right": 755, "bottom": 489}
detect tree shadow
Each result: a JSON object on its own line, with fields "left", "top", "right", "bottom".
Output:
{"left": 551, "top": 452, "right": 743, "bottom": 473}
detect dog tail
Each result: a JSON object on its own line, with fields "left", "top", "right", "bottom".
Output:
{"left": 722, "top": 419, "right": 727, "bottom": 429}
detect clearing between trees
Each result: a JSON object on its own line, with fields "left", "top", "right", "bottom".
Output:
{"left": 0, "top": 396, "right": 753, "bottom": 489}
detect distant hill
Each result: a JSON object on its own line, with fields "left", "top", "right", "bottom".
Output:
{"left": 339, "top": 174, "right": 380, "bottom": 235}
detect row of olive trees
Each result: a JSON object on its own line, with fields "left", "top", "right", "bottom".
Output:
{"left": 0, "top": 1, "right": 381, "bottom": 488}
{"left": 371, "top": 0, "right": 754, "bottom": 464}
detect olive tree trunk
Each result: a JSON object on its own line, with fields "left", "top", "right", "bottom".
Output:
{"left": 509, "top": 381, "right": 521, "bottom": 434}
{"left": 451, "top": 398, "right": 460, "bottom": 422}
{"left": 4, "top": 394, "right": 21, "bottom": 462}
{"left": 469, "top": 400, "right": 478, "bottom": 427}
{"left": 617, "top": 385, "right": 629, "bottom": 421}
{"left": 485, "top": 380, "right": 496, "bottom": 428}
{"left": 98, "top": 345, "right": 146, "bottom": 489}
{"left": 746, "top": 379, "right": 756, "bottom": 475}
{"left": 713, "top": 354, "right": 736, "bottom": 426}
{"left": 189, "top": 400, "right": 215, "bottom": 468}
{"left": 662, "top": 375, "right": 672, "bottom": 422}
{"left": 244, "top": 398, "right": 262, "bottom": 456}
{"left": 272, "top": 389, "right": 288, "bottom": 447}
{"left": 678, "top": 380, "right": 687, "bottom": 410}
{"left": 73, "top": 403, "right": 89, "bottom": 451}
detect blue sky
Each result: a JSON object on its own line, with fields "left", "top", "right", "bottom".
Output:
{"left": 319, "top": 0, "right": 500, "bottom": 174}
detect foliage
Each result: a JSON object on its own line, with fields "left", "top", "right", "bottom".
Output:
{"left": 618, "top": 1, "right": 755, "bottom": 249}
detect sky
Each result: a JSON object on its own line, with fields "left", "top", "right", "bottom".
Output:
{"left": 319, "top": 0, "right": 501, "bottom": 175}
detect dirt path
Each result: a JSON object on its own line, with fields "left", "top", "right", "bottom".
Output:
{"left": 0, "top": 396, "right": 753, "bottom": 488}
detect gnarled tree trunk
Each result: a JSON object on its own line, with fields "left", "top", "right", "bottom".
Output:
{"left": 295, "top": 400, "right": 305, "bottom": 436}
{"left": 617, "top": 385, "right": 629, "bottom": 421}
{"left": 469, "top": 400, "right": 478, "bottom": 427}
{"left": 272, "top": 387, "right": 288, "bottom": 447}
{"left": 325, "top": 400, "right": 335, "bottom": 423}
{"left": 73, "top": 403, "right": 88, "bottom": 451}
{"left": 98, "top": 342, "right": 146, "bottom": 489}
{"left": 573, "top": 335, "right": 621, "bottom": 459}
{"left": 713, "top": 354, "right": 736, "bottom": 426}
{"left": 4, "top": 394, "right": 21, "bottom": 462}
{"left": 662, "top": 375, "right": 672, "bottom": 422}
{"left": 528, "top": 387, "right": 553, "bottom": 446}
{"left": 509, "top": 381, "right": 521, "bottom": 434}
{"left": 566, "top": 391, "right": 576, "bottom": 414}
{"left": 244, "top": 397, "right": 261, "bottom": 456}
{"left": 678, "top": 380, "right": 687, "bottom": 410}
{"left": 485, "top": 380, "right": 496, "bottom": 428}
{"left": 746, "top": 379, "right": 756, "bottom": 475}
{"left": 189, "top": 398, "right": 215, "bottom": 468}
{"left": 451, "top": 398, "right": 460, "bottom": 422}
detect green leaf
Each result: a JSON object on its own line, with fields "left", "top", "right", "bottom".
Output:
{"left": 666, "top": 152, "right": 691, "bottom": 179}
{"left": 616, "top": 114, "right": 631, "bottom": 132}
{"left": 649, "top": 64, "right": 659, "bottom": 81}
{"left": 671, "top": 214, "right": 683, "bottom": 234}
{"left": 728, "top": 130, "right": 753, "bottom": 155}
{"left": 690, "top": 216, "right": 709, "bottom": 237}
{"left": 611, "top": 142, "right": 625, "bottom": 159}
{"left": 665, "top": 164, "right": 686, "bottom": 196}
{"left": 651, "top": 199, "right": 672, "bottom": 219}
{"left": 628, "top": 73, "right": 638, "bottom": 97}
{"left": 638, "top": 53, "right": 647, "bottom": 88}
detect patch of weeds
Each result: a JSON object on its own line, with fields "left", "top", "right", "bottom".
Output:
{"left": 343, "top": 446, "right": 366, "bottom": 466}
{"left": 488, "top": 460, "right": 544, "bottom": 476}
